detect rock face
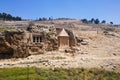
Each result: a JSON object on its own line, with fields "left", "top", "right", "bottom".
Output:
{"left": 0, "top": 37, "right": 14, "bottom": 58}
{"left": 0, "top": 27, "right": 77, "bottom": 58}
{"left": 0, "top": 29, "right": 30, "bottom": 58}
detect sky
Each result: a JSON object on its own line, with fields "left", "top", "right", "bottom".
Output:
{"left": 0, "top": 0, "right": 120, "bottom": 24}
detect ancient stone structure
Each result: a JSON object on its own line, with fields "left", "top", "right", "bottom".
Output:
{"left": 0, "top": 25, "right": 77, "bottom": 58}
{"left": 58, "top": 28, "right": 69, "bottom": 49}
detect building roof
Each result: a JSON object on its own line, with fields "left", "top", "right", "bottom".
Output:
{"left": 58, "top": 28, "right": 69, "bottom": 37}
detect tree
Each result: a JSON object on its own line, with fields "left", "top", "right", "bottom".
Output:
{"left": 42, "top": 17, "right": 47, "bottom": 21}
{"left": 49, "top": 17, "right": 53, "bottom": 21}
{"left": 81, "top": 19, "right": 89, "bottom": 24}
{"left": 38, "top": 17, "right": 48, "bottom": 21}
{"left": 0, "top": 12, "right": 22, "bottom": 21}
{"left": 101, "top": 20, "right": 106, "bottom": 24}
{"left": 7, "top": 14, "right": 12, "bottom": 20}
{"left": 90, "top": 18, "right": 95, "bottom": 24}
{"left": 15, "top": 16, "right": 22, "bottom": 21}
{"left": 2, "top": 13, "right": 7, "bottom": 20}
{"left": 39, "top": 18, "right": 42, "bottom": 21}
{"left": 94, "top": 19, "right": 100, "bottom": 24}
{"left": 110, "top": 22, "right": 113, "bottom": 25}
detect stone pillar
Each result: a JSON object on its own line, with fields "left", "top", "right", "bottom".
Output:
{"left": 38, "top": 37, "right": 40, "bottom": 43}
{"left": 31, "top": 33, "right": 33, "bottom": 42}
{"left": 35, "top": 37, "right": 37, "bottom": 43}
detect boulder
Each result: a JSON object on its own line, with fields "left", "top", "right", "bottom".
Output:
{"left": 104, "top": 31, "right": 120, "bottom": 37}
{"left": 81, "top": 41, "right": 88, "bottom": 45}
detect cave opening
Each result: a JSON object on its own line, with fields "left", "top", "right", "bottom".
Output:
{"left": 0, "top": 49, "right": 14, "bottom": 59}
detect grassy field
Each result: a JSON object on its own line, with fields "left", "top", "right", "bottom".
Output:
{"left": 0, "top": 67, "right": 120, "bottom": 80}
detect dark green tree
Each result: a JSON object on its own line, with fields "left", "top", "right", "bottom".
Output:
{"left": 7, "top": 14, "right": 12, "bottom": 20}
{"left": 38, "top": 17, "right": 48, "bottom": 21}
{"left": 90, "top": 18, "right": 95, "bottom": 24}
{"left": 39, "top": 18, "right": 42, "bottom": 21}
{"left": 42, "top": 17, "right": 47, "bottom": 21}
{"left": 15, "top": 16, "right": 22, "bottom": 21}
{"left": 81, "top": 19, "right": 89, "bottom": 24}
{"left": 110, "top": 22, "right": 113, "bottom": 25}
{"left": 94, "top": 19, "right": 100, "bottom": 24}
{"left": 101, "top": 20, "right": 106, "bottom": 24}
{"left": 49, "top": 17, "right": 53, "bottom": 20}
{"left": 0, "top": 12, "right": 22, "bottom": 21}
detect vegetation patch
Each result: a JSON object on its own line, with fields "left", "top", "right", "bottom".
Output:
{"left": 0, "top": 67, "right": 119, "bottom": 80}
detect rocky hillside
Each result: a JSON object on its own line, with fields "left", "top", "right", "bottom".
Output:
{"left": 0, "top": 20, "right": 120, "bottom": 70}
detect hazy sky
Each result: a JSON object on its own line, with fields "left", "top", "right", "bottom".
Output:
{"left": 0, "top": 0, "right": 120, "bottom": 24}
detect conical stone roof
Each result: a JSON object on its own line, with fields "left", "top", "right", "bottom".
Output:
{"left": 58, "top": 28, "right": 69, "bottom": 37}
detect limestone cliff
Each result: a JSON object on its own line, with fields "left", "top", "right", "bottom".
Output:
{"left": 0, "top": 29, "right": 30, "bottom": 58}
{"left": 0, "top": 28, "right": 58, "bottom": 58}
{"left": 0, "top": 26, "right": 77, "bottom": 59}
